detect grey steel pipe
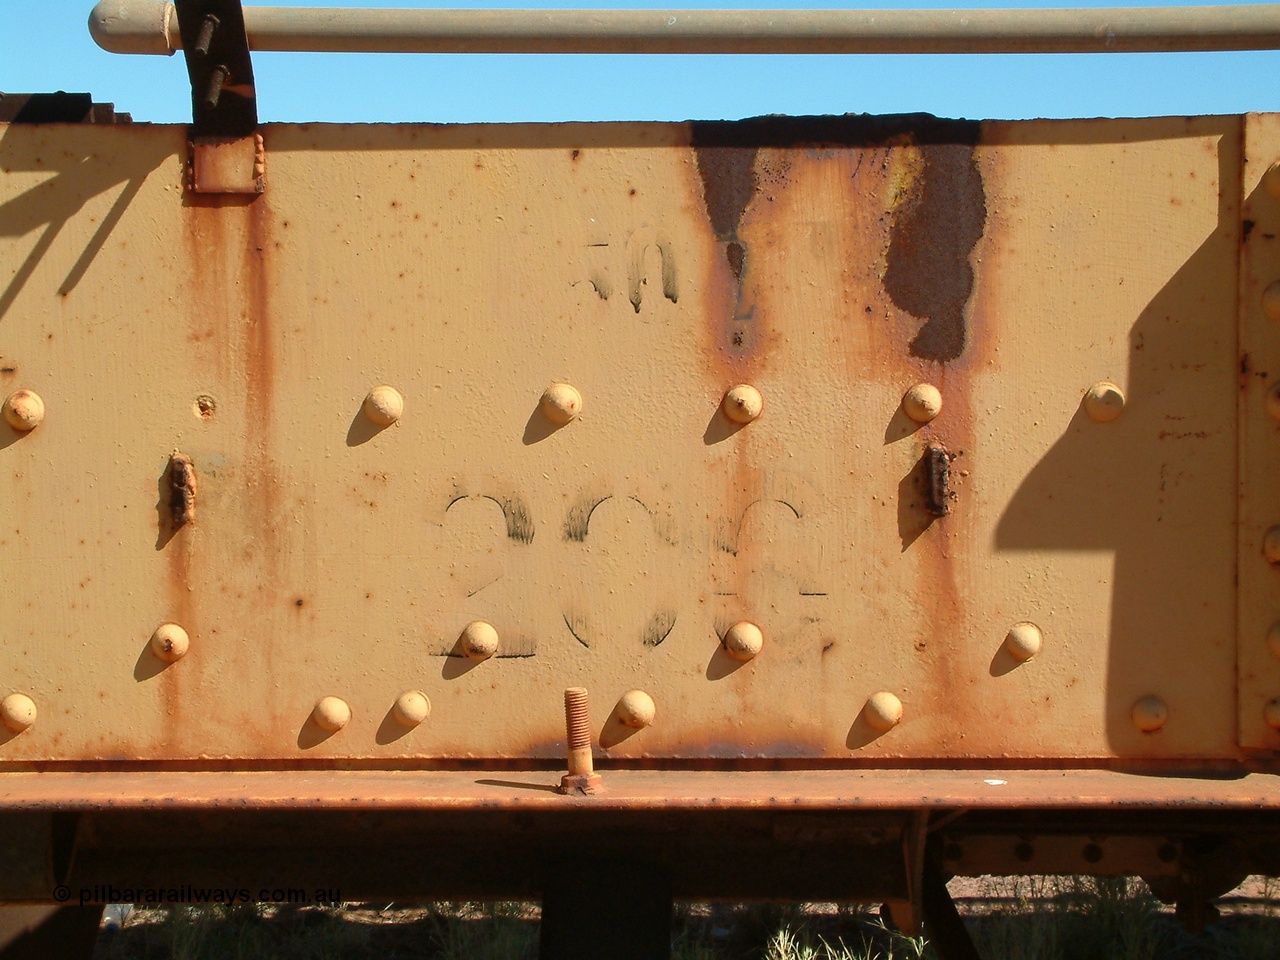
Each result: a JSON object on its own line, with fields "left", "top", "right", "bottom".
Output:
{"left": 89, "top": 0, "right": 1280, "bottom": 57}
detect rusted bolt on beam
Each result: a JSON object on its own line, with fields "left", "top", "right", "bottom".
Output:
{"left": 615, "top": 689, "right": 656, "bottom": 729}
{"left": 903, "top": 383, "right": 942, "bottom": 424}
{"left": 1084, "top": 380, "right": 1125, "bottom": 422}
{"left": 722, "top": 621, "right": 764, "bottom": 661}
{"left": 540, "top": 382, "right": 582, "bottom": 425}
{"left": 193, "top": 13, "right": 219, "bottom": 55}
{"left": 362, "top": 385, "right": 404, "bottom": 426}
{"left": 722, "top": 384, "right": 763, "bottom": 424}
{"left": 864, "top": 691, "right": 903, "bottom": 733}
{"left": 559, "top": 687, "right": 602, "bottom": 795}
{"left": 1265, "top": 697, "right": 1280, "bottom": 731}
{"left": 312, "top": 696, "right": 351, "bottom": 733}
{"left": 1003, "top": 622, "right": 1043, "bottom": 662}
{"left": 1132, "top": 695, "right": 1168, "bottom": 732}
{"left": 1263, "top": 527, "right": 1280, "bottom": 565}
{"left": 1263, "top": 281, "right": 1280, "bottom": 321}
{"left": 392, "top": 690, "right": 431, "bottom": 728}
{"left": 2, "top": 389, "right": 44, "bottom": 432}
{"left": 150, "top": 622, "right": 190, "bottom": 662}
{"left": 459, "top": 620, "right": 499, "bottom": 660}
{"left": 0, "top": 694, "right": 36, "bottom": 733}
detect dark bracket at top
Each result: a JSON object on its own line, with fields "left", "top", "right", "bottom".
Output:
{"left": 174, "top": 0, "right": 257, "bottom": 138}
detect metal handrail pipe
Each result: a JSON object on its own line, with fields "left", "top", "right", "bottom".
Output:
{"left": 89, "top": 1, "right": 1280, "bottom": 57}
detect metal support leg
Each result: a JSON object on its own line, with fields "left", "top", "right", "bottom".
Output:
{"left": 0, "top": 906, "right": 103, "bottom": 960}
{"left": 539, "top": 860, "right": 672, "bottom": 960}
{"left": 920, "top": 856, "right": 983, "bottom": 960}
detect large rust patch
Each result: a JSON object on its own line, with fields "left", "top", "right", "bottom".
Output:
{"left": 692, "top": 116, "right": 985, "bottom": 363}
{"left": 884, "top": 144, "right": 986, "bottom": 362}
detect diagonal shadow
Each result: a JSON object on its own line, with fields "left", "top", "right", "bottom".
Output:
{"left": 996, "top": 124, "right": 1240, "bottom": 756}
{"left": 0, "top": 125, "right": 171, "bottom": 321}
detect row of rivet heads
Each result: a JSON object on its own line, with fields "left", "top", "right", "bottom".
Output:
{"left": 0, "top": 618, "right": 1211, "bottom": 737}
{"left": 3, "top": 374, "right": 1128, "bottom": 436}
{"left": 1259, "top": 166, "right": 1280, "bottom": 738}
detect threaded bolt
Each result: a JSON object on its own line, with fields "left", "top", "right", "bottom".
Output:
{"left": 564, "top": 687, "right": 592, "bottom": 775}
{"left": 559, "top": 687, "right": 602, "bottom": 794}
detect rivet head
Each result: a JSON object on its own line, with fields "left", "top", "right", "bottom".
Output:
{"left": 2, "top": 390, "right": 44, "bottom": 432}
{"left": 362, "top": 385, "right": 404, "bottom": 427}
{"left": 540, "top": 383, "right": 582, "bottom": 424}
{"left": 1004, "top": 622, "right": 1043, "bottom": 662}
{"left": 0, "top": 694, "right": 36, "bottom": 733}
{"left": 864, "top": 692, "right": 903, "bottom": 733}
{"left": 902, "top": 383, "right": 943, "bottom": 424}
{"left": 1264, "top": 282, "right": 1280, "bottom": 322}
{"left": 1084, "top": 381, "right": 1125, "bottom": 422}
{"left": 392, "top": 690, "right": 431, "bottom": 728}
{"left": 1265, "top": 163, "right": 1280, "bottom": 203}
{"left": 1131, "top": 695, "right": 1167, "bottom": 732}
{"left": 722, "top": 621, "right": 764, "bottom": 661}
{"left": 1268, "top": 623, "right": 1280, "bottom": 660}
{"left": 1265, "top": 698, "right": 1280, "bottom": 730}
{"left": 1264, "top": 527, "right": 1280, "bottom": 565}
{"left": 722, "top": 384, "right": 763, "bottom": 424}
{"left": 459, "top": 620, "right": 499, "bottom": 660}
{"left": 616, "top": 690, "right": 656, "bottom": 729}
{"left": 312, "top": 696, "right": 351, "bottom": 733}
{"left": 150, "top": 623, "right": 190, "bottom": 662}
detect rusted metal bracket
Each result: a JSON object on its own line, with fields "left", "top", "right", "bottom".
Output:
{"left": 174, "top": 0, "right": 263, "bottom": 193}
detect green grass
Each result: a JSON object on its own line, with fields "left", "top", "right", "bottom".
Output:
{"left": 91, "top": 877, "right": 1280, "bottom": 960}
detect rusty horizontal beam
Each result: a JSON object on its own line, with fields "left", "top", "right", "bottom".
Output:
{"left": 0, "top": 769, "right": 1277, "bottom": 812}
{"left": 90, "top": 2, "right": 1280, "bottom": 56}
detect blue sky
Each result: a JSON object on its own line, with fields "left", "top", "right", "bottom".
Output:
{"left": 4, "top": 0, "right": 1280, "bottom": 123}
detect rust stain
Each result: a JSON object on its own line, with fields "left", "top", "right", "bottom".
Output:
{"left": 884, "top": 144, "right": 986, "bottom": 362}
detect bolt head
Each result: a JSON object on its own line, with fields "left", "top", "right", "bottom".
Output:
{"left": 0, "top": 694, "right": 35, "bottom": 733}
{"left": 150, "top": 623, "right": 190, "bottom": 662}
{"left": 1264, "top": 528, "right": 1280, "bottom": 565}
{"left": 1004, "top": 622, "right": 1043, "bottom": 662}
{"left": 362, "top": 385, "right": 404, "bottom": 427}
{"left": 312, "top": 696, "right": 351, "bottom": 733}
{"left": 864, "top": 692, "right": 903, "bottom": 733}
{"left": 1263, "top": 281, "right": 1280, "bottom": 323}
{"left": 558, "top": 772, "right": 603, "bottom": 795}
{"left": 902, "top": 383, "right": 943, "bottom": 424}
{"left": 1132, "top": 695, "right": 1167, "bottom": 732}
{"left": 616, "top": 690, "right": 656, "bottom": 729}
{"left": 722, "top": 621, "right": 764, "bottom": 661}
{"left": 1266, "top": 698, "right": 1280, "bottom": 731}
{"left": 392, "top": 690, "right": 431, "bottom": 728}
{"left": 2, "top": 390, "right": 44, "bottom": 432}
{"left": 1084, "top": 381, "right": 1125, "bottom": 422}
{"left": 722, "top": 384, "right": 763, "bottom": 424}
{"left": 459, "top": 620, "right": 499, "bottom": 660}
{"left": 540, "top": 383, "right": 582, "bottom": 424}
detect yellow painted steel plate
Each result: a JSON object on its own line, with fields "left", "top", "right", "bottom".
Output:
{"left": 0, "top": 116, "right": 1259, "bottom": 763}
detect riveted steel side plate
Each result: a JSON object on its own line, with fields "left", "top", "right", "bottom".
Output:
{"left": 0, "top": 117, "right": 1247, "bottom": 763}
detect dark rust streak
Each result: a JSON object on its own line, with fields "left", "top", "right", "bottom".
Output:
{"left": 692, "top": 132, "right": 759, "bottom": 360}
{"left": 692, "top": 144, "right": 758, "bottom": 242}
{"left": 884, "top": 145, "right": 986, "bottom": 363}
